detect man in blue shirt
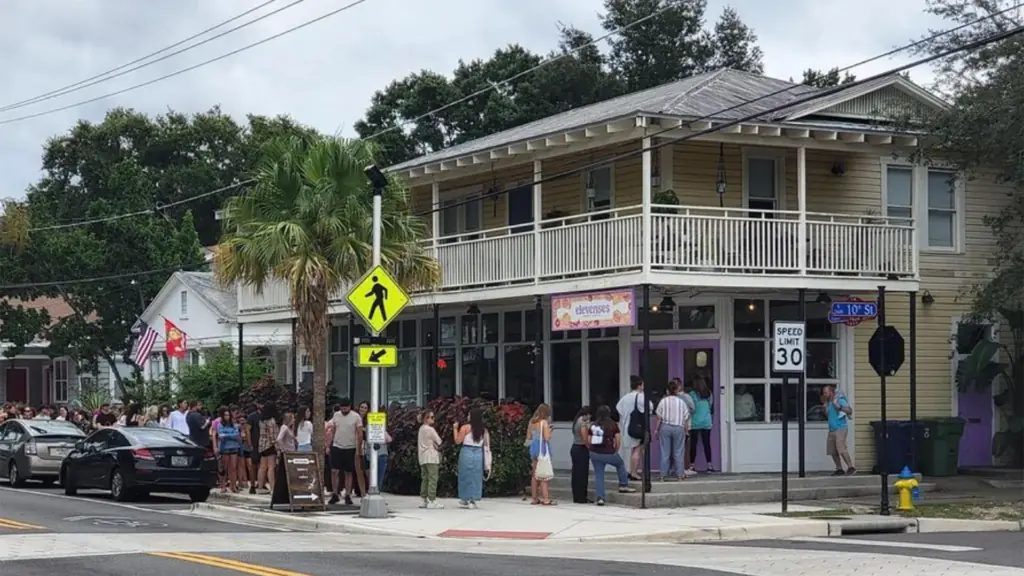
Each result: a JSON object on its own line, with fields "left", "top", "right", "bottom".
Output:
{"left": 823, "top": 385, "right": 856, "bottom": 476}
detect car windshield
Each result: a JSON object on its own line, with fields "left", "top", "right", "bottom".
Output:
{"left": 25, "top": 422, "right": 85, "bottom": 437}
{"left": 123, "top": 428, "right": 196, "bottom": 447}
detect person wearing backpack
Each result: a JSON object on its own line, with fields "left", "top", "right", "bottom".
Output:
{"left": 615, "top": 375, "right": 652, "bottom": 482}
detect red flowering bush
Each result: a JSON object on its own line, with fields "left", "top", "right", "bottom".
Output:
{"left": 383, "top": 397, "right": 531, "bottom": 497}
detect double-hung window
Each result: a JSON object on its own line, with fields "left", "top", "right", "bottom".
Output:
{"left": 439, "top": 187, "right": 483, "bottom": 243}
{"left": 883, "top": 162, "right": 961, "bottom": 251}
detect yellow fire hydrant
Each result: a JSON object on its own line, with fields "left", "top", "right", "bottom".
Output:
{"left": 894, "top": 467, "right": 918, "bottom": 511}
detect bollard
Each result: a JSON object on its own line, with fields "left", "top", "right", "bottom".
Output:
{"left": 894, "top": 465, "right": 918, "bottom": 512}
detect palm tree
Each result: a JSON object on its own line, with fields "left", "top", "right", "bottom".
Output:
{"left": 214, "top": 135, "right": 439, "bottom": 452}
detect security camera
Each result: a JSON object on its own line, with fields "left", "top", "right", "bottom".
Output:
{"left": 365, "top": 164, "right": 388, "bottom": 190}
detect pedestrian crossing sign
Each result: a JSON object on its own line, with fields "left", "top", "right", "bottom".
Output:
{"left": 345, "top": 265, "right": 410, "bottom": 334}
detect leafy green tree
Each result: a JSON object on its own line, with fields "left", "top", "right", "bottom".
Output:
{"left": 0, "top": 301, "right": 50, "bottom": 359}
{"left": 214, "top": 136, "right": 439, "bottom": 450}
{"left": 801, "top": 67, "right": 857, "bottom": 88}
{"left": 911, "top": 0, "right": 1024, "bottom": 465}
{"left": 177, "top": 344, "right": 268, "bottom": 409}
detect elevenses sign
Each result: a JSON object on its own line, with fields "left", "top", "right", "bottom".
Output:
{"left": 551, "top": 288, "right": 635, "bottom": 332}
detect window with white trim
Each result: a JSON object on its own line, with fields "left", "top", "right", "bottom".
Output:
{"left": 148, "top": 352, "right": 168, "bottom": 381}
{"left": 583, "top": 166, "right": 613, "bottom": 212}
{"left": 744, "top": 152, "right": 783, "bottom": 218}
{"left": 927, "top": 169, "right": 957, "bottom": 248}
{"left": 884, "top": 165, "right": 914, "bottom": 226}
{"left": 732, "top": 299, "right": 839, "bottom": 424}
{"left": 53, "top": 358, "right": 69, "bottom": 403}
{"left": 179, "top": 290, "right": 188, "bottom": 318}
{"left": 77, "top": 375, "right": 94, "bottom": 396}
{"left": 439, "top": 190, "right": 482, "bottom": 242}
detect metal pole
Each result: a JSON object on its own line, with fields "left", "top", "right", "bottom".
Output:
{"left": 348, "top": 315, "right": 356, "bottom": 400}
{"left": 878, "top": 285, "right": 890, "bottom": 515}
{"left": 641, "top": 285, "right": 652, "bottom": 507}
{"left": 781, "top": 375, "right": 789, "bottom": 514}
{"left": 797, "top": 288, "right": 806, "bottom": 478}
{"left": 534, "top": 296, "right": 543, "bottom": 405}
{"left": 909, "top": 291, "right": 917, "bottom": 472}
{"left": 237, "top": 323, "right": 244, "bottom": 390}
{"left": 360, "top": 187, "right": 387, "bottom": 518}
{"left": 432, "top": 304, "right": 440, "bottom": 398}
{"left": 291, "top": 317, "right": 298, "bottom": 391}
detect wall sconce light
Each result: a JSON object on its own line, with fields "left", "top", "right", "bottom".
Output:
{"left": 831, "top": 160, "right": 846, "bottom": 176}
{"left": 466, "top": 304, "right": 481, "bottom": 315}
{"left": 658, "top": 296, "right": 676, "bottom": 313}
{"left": 921, "top": 291, "right": 935, "bottom": 305}
{"left": 815, "top": 291, "right": 832, "bottom": 304}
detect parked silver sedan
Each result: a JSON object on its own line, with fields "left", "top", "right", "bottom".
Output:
{"left": 0, "top": 419, "right": 86, "bottom": 486}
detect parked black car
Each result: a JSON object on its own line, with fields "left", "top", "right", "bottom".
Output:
{"left": 60, "top": 427, "right": 216, "bottom": 502}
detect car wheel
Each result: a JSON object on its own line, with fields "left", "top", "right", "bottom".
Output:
{"left": 110, "top": 469, "right": 132, "bottom": 502}
{"left": 62, "top": 466, "right": 77, "bottom": 495}
{"left": 189, "top": 488, "right": 211, "bottom": 503}
{"left": 8, "top": 462, "right": 25, "bottom": 488}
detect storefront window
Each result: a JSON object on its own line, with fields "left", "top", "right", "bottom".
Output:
{"left": 504, "top": 344, "right": 542, "bottom": 407}
{"left": 587, "top": 340, "right": 619, "bottom": 410}
{"left": 550, "top": 340, "right": 582, "bottom": 422}
{"left": 733, "top": 299, "right": 839, "bottom": 423}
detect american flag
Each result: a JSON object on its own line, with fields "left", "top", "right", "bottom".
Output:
{"left": 133, "top": 320, "right": 159, "bottom": 366}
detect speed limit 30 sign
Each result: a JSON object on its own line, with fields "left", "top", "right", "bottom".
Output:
{"left": 773, "top": 321, "right": 806, "bottom": 373}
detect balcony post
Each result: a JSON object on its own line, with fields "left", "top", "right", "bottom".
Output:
{"left": 431, "top": 182, "right": 440, "bottom": 252}
{"left": 641, "top": 137, "right": 653, "bottom": 275}
{"left": 533, "top": 159, "right": 542, "bottom": 284}
{"left": 796, "top": 146, "right": 807, "bottom": 274}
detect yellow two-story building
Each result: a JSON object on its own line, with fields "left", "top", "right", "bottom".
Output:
{"left": 238, "top": 69, "right": 1005, "bottom": 474}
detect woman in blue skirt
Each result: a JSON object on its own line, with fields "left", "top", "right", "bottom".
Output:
{"left": 453, "top": 407, "right": 489, "bottom": 509}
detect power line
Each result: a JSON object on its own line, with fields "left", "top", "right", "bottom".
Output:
{"left": 414, "top": 20, "right": 1024, "bottom": 218}
{"left": 0, "top": 263, "right": 208, "bottom": 291}
{"left": 0, "top": 0, "right": 287, "bottom": 113}
{"left": 0, "top": 0, "right": 372, "bottom": 126}
{"left": 21, "top": 0, "right": 680, "bottom": 231}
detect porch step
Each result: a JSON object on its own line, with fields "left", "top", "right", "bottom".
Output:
{"left": 546, "top": 472, "right": 931, "bottom": 508}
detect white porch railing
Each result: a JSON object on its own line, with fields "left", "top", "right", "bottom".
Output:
{"left": 237, "top": 203, "right": 917, "bottom": 313}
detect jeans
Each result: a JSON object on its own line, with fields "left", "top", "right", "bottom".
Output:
{"left": 419, "top": 463, "right": 439, "bottom": 500}
{"left": 297, "top": 443, "right": 312, "bottom": 452}
{"left": 589, "top": 451, "right": 629, "bottom": 499}
{"left": 690, "top": 428, "right": 713, "bottom": 469}
{"left": 378, "top": 454, "right": 388, "bottom": 487}
{"left": 658, "top": 424, "right": 685, "bottom": 477}
{"left": 569, "top": 444, "right": 590, "bottom": 503}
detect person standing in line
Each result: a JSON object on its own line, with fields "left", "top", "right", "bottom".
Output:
{"left": 583, "top": 405, "right": 637, "bottom": 506}
{"left": 569, "top": 406, "right": 593, "bottom": 504}
{"left": 688, "top": 375, "right": 715, "bottom": 474}
{"left": 328, "top": 399, "right": 363, "bottom": 506}
{"left": 295, "top": 407, "right": 314, "bottom": 452}
{"left": 823, "top": 385, "right": 856, "bottom": 475}
{"left": 169, "top": 399, "right": 190, "bottom": 435}
{"left": 526, "top": 403, "right": 555, "bottom": 506}
{"left": 676, "top": 378, "right": 696, "bottom": 477}
{"left": 256, "top": 403, "right": 281, "bottom": 495}
{"left": 216, "top": 408, "right": 242, "bottom": 493}
{"left": 417, "top": 409, "right": 444, "bottom": 509}
{"left": 277, "top": 411, "right": 298, "bottom": 453}
{"left": 186, "top": 401, "right": 211, "bottom": 449}
{"left": 453, "top": 407, "right": 488, "bottom": 509}
{"left": 245, "top": 403, "right": 262, "bottom": 493}
{"left": 655, "top": 380, "right": 689, "bottom": 481}
{"left": 615, "top": 376, "right": 652, "bottom": 481}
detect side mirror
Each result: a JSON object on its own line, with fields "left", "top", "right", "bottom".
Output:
{"left": 74, "top": 441, "right": 86, "bottom": 452}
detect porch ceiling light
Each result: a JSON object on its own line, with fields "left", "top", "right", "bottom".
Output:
{"left": 658, "top": 296, "right": 676, "bottom": 313}
{"left": 466, "top": 304, "right": 481, "bottom": 315}
{"left": 816, "top": 292, "right": 831, "bottom": 304}
{"left": 921, "top": 291, "right": 935, "bottom": 305}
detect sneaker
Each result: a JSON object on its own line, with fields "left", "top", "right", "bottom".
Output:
{"left": 831, "top": 469, "right": 845, "bottom": 476}
{"left": 458, "top": 500, "right": 469, "bottom": 508}
{"left": 706, "top": 467, "right": 716, "bottom": 473}
{"left": 426, "top": 500, "right": 444, "bottom": 509}
{"left": 846, "top": 467, "right": 857, "bottom": 476}
{"left": 344, "top": 494, "right": 353, "bottom": 506}
{"left": 329, "top": 494, "right": 340, "bottom": 505}
{"left": 248, "top": 487, "right": 256, "bottom": 495}
{"left": 469, "top": 501, "right": 478, "bottom": 509}
{"left": 596, "top": 498, "right": 606, "bottom": 506}
{"left": 618, "top": 486, "right": 637, "bottom": 493}
{"left": 418, "top": 498, "right": 428, "bottom": 509}
{"left": 684, "top": 469, "right": 697, "bottom": 477}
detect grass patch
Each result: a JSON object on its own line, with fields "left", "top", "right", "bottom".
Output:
{"left": 765, "top": 508, "right": 857, "bottom": 518}
{"left": 899, "top": 501, "right": 1024, "bottom": 521}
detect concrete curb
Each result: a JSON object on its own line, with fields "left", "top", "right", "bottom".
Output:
{"left": 572, "top": 521, "right": 830, "bottom": 544}
{"left": 189, "top": 503, "right": 432, "bottom": 539}
{"left": 913, "top": 517, "right": 1024, "bottom": 533}
{"left": 824, "top": 515, "right": 916, "bottom": 536}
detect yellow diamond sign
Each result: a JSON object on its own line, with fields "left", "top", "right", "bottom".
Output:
{"left": 345, "top": 265, "right": 410, "bottom": 334}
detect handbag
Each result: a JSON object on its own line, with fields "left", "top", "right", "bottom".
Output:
{"left": 483, "top": 432, "right": 493, "bottom": 480}
{"left": 534, "top": 441, "right": 554, "bottom": 481}
{"left": 627, "top": 395, "right": 646, "bottom": 440}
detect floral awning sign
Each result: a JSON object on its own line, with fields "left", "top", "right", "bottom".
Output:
{"left": 551, "top": 289, "right": 635, "bottom": 332}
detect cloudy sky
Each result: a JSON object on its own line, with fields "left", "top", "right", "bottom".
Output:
{"left": 0, "top": 0, "right": 943, "bottom": 198}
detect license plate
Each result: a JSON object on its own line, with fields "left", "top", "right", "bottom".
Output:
{"left": 49, "top": 447, "right": 69, "bottom": 457}
{"left": 171, "top": 456, "right": 190, "bottom": 467}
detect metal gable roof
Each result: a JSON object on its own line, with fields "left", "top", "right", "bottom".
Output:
{"left": 176, "top": 272, "right": 238, "bottom": 321}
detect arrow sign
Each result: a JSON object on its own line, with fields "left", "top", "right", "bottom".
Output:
{"left": 289, "top": 458, "right": 313, "bottom": 465}
{"left": 355, "top": 344, "right": 398, "bottom": 368}
{"left": 294, "top": 494, "right": 319, "bottom": 501}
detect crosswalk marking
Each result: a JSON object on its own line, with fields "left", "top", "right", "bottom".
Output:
{"left": 787, "top": 536, "right": 983, "bottom": 552}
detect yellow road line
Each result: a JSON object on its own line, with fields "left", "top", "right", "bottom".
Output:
{"left": 0, "top": 517, "right": 46, "bottom": 530}
{"left": 149, "top": 552, "right": 312, "bottom": 576}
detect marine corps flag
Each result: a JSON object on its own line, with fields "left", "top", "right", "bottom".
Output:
{"left": 164, "top": 318, "right": 187, "bottom": 359}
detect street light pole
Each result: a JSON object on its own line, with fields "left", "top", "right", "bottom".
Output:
{"left": 360, "top": 167, "right": 388, "bottom": 519}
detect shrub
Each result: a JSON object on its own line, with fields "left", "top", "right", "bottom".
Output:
{"left": 383, "top": 397, "right": 531, "bottom": 498}
{"left": 237, "top": 375, "right": 337, "bottom": 413}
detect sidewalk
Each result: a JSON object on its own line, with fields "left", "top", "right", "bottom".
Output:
{"left": 194, "top": 490, "right": 835, "bottom": 542}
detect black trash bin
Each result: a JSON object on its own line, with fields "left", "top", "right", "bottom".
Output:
{"left": 869, "top": 420, "right": 915, "bottom": 475}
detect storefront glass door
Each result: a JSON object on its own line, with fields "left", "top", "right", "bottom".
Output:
{"left": 631, "top": 340, "right": 721, "bottom": 472}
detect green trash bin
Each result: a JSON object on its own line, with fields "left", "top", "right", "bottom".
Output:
{"left": 917, "top": 418, "right": 965, "bottom": 477}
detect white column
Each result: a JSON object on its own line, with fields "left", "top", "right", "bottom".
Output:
{"left": 431, "top": 182, "right": 441, "bottom": 251}
{"left": 171, "top": 355, "right": 181, "bottom": 394}
{"left": 533, "top": 159, "right": 542, "bottom": 284}
{"left": 796, "top": 146, "right": 807, "bottom": 275}
{"left": 641, "top": 138, "right": 653, "bottom": 274}
{"left": 659, "top": 143, "right": 674, "bottom": 192}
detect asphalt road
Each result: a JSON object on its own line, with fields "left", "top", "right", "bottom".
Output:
{"left": 0, "top": 481, "right": 282, "bottom": 533}
{"left": 716, "top": 530, "right": 1024, "bottom": 569}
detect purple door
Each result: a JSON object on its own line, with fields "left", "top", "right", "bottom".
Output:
{"left": 957, "top": 388, "right": 993, "bottom": 467}
{"left": 631, "top": 340, "right": 722, "bottom": 472}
